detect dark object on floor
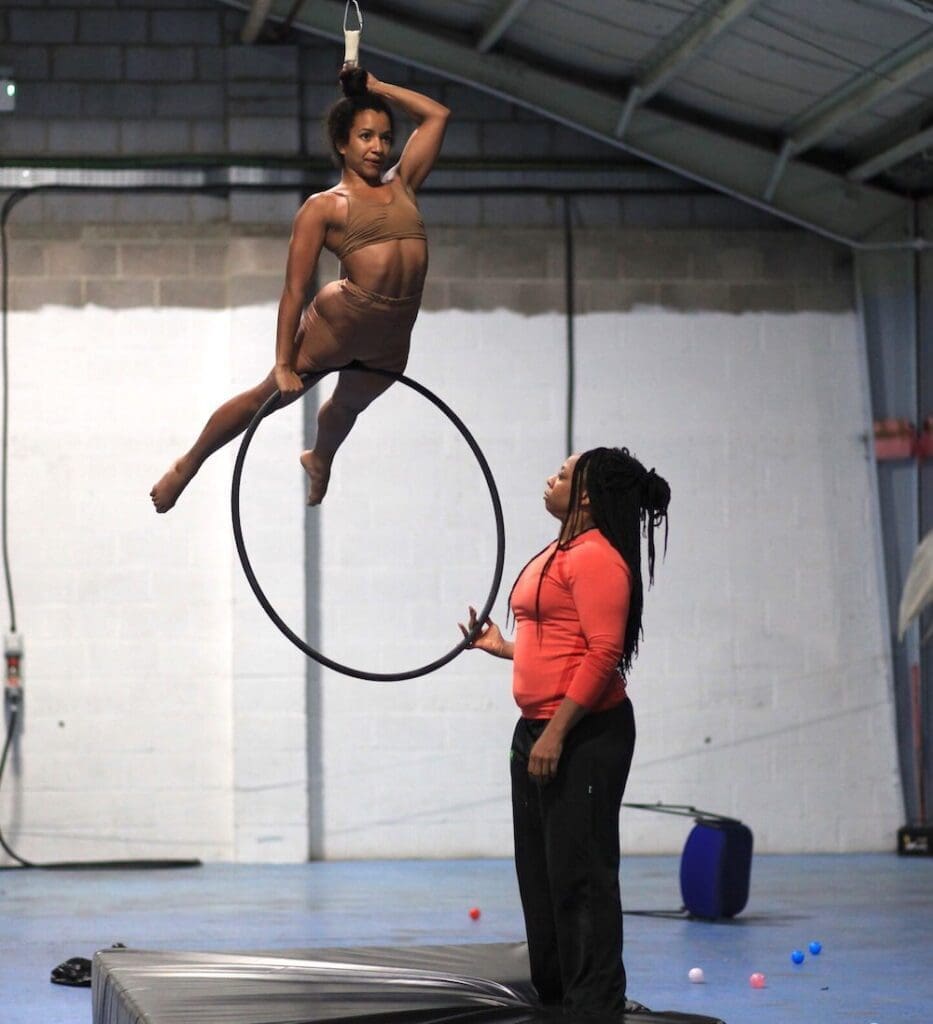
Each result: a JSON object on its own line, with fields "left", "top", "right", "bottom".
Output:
{"left": 680, "top": 819, "right": 753, "bottom": 920}
{"left": 51, "top": 957, "right": 92, "bottom": 987}
{"left": 92, "top": 942, "right": 726, "bottom": 1024}
{"left": 624, "top": 804, "right": 753, "bottom": 921}
{"left": 897, "top": 823, "right": 933, "bottom": 855}
{"left": 52, "top": 943, "right": 126, "bottom": 988}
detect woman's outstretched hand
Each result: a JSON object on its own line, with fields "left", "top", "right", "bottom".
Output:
{"left": 275, "top": 364, "right": 304, "bottom": 396}
{"left": 459, "top": 606, "right": 507, "bottom": 657}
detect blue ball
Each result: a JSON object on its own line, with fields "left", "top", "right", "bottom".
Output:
{"left": 791, "top": 950, "right": 805, "bottom": 965}
{"left": 808, "top": 941, "right": 822, "bottom": 955}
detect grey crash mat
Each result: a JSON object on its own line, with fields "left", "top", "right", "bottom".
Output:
{"left": 92, "top": 942, "right": 725, "bottom": 1024}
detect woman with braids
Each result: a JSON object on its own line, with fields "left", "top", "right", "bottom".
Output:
{"left": 151, "top": 66, "right": 449, "bottom": 512}
{"left": 461, "top": 446, "right": 670, "bottom": 1018}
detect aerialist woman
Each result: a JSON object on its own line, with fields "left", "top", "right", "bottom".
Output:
{"left": 150, "top": 67, "right": 449, "bottom": 512}
{"left": 461, "top": 446, "right": 671, "bottom": 1018}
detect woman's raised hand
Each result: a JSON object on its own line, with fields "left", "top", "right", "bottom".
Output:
{"left": 459, "top": 606, "right": 505, "bottom": 656}
{"left": 338, "top": 65, "right": 380, "bottom": 95}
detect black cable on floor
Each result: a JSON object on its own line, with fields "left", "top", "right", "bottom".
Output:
{"left": 0, "top": 704, "right": 199, "bottom": 871}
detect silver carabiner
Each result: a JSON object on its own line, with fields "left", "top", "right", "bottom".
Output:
{"left": 344, "top": 1, "right": 362, "bottom": 32}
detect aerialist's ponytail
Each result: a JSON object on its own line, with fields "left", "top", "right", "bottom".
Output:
{"left": 339, "top": 64, "right": 369, "bottom": 98}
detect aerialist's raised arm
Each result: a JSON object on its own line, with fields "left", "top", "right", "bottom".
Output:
{"left": 363, "top": 73, "right": 450, "bottom": 191}
{"left": 274, "top": 195, "right": 330, "bottom": 396}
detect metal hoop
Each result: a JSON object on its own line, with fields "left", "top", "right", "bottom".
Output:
{"left": 231, "top": 363, "right": 505, "bottom": 681}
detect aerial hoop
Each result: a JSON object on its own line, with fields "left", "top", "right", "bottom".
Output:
{"left": 231, "top": 363, "right": 506, "bottom": 681}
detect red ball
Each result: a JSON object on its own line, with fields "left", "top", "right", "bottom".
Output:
{"left": 749, "top": 972, "right": 766, "bottom": 989}
{"left": 468, "top": 907, "right": 481, "bottom": 920}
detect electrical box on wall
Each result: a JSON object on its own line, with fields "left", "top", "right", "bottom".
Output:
{"left": 0, "top": 69, "right": 15, "bottom": 113}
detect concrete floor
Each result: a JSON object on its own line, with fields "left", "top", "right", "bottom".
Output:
{"left": 1, "top": 853, "right": 930, "bottom": 1024}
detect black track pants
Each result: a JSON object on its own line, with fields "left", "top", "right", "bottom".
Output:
{"left": 510, "top": 700, "right": 636, "bottom": 1018}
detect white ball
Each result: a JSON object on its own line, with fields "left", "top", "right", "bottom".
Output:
{"left": 688, "top": 967, "right": 705, "bottom": 984}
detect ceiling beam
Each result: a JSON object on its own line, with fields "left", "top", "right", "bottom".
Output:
{"left": 765, "top": 27, "right": 933, "bottom": 197}
{"left": 616, "top": 0, "right": 759, "bottom": 137}
{"left": 240, "top": 0, "right": 274, "bottom": 43}
{"left": 846, "top": 95, "right": 933, "bottom": 155}
{"left": 849, "top": 122, "right": 933, "bottom": 180}
{"left": 215, "top": 0, "right": 911, "bottom": 245}
{"left": 787, "top": 28, "right": 933, "bottom": 154}
{"left": 477, "top": 0, "right": 532, "bottom": 54}
{"left": 870, "top": 0, "right": 933, "bottom": 26}
{"left": 844, "top": 96, "right": 933, "bottom": 175}
{"left": 635, "top": 0, "right": 758, "bottom": 103}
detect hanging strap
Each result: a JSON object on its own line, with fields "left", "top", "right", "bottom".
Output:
{"left": 344, "top": 1, "right": 363, "bottom": 66}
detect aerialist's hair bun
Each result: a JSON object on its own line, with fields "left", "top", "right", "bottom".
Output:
{"left": 340, "top": 65, "right": 369, "bottom": 98}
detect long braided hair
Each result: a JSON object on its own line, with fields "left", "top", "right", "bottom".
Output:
{"left": 509, "top": 447, "right": 670, "bottom": 675}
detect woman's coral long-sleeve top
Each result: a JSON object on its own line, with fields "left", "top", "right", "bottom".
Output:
{"left": 510, "top": 529, "right": 631, "bottom": 720}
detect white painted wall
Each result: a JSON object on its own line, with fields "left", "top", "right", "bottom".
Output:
{"left": 573, "top": 309, "right": 902, "bottom": 852}
{"left": 0, "top": 296, "right": 902, "bottom": 863}
{"left": 315, "top": 308, "right": 567, "bottom": 858}
{"left": 3, "top": 303, "right": 235, "bottom": 860}
{"left": 1, "top": 299, "right": 307, "bottom": 863}
{"left": 318, "top": 305, "right": 903, "bottom": 856}
{"left": 227, "top": 304, "right": 309, "bottom": 862}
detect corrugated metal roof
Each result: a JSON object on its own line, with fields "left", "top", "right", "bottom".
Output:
{"left": 221, "top": 0, "right": 933, "bottom": 242}
{"left": 340, "top": 0, "right": 933, "bottom": 195}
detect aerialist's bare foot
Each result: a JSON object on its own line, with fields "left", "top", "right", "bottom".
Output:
{"left": 299, "top": 450, "right": 330, "bottom": 506}
{"left": 150, "top": 460, "right": 194, "bottom": 513}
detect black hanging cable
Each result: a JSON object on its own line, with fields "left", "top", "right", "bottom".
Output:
{"left": 0, "top": 192, "right": 33, "bottom": 868}
{"left": 911, "top": 202, "right": 928, "bottom": 828}
{"left": 1, "top": 193, "right": 35, "bottom": 869}
{"left": 0, "top": 189, "right": 200, "bottom": 872}
{"left": 562, "top": 194, "right": 576, "bottom": 457}
{"left": 0, "top": 190, "right": 26, "bottom": 635}
{"left": 0, "top": 706, "right": 34, "bottom": 867}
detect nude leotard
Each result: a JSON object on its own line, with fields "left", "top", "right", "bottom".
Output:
{"left": 293, "top": 177, "right": 427, "bottom": 376}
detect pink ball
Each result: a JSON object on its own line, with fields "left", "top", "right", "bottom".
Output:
{"left": 688, "top": 967, "right": 704, "bottom": 984}
{"left": 749, "top": 972, "right": 766, "bottom": 989}
{"left": 468, "top": 907, "right": 481, "bottom": 920}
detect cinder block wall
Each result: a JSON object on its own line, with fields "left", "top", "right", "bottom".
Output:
{"left": 0, "top": 1, "right": 903, "bottom": 861}
{"left": 317, "top": 227, "right": 901, "bottom": 857}
{"left": 1, "top": 218, "right": 305, "bottom": 863}
{"left": 0, "top": 212, "right": 902, "bottom": 859}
